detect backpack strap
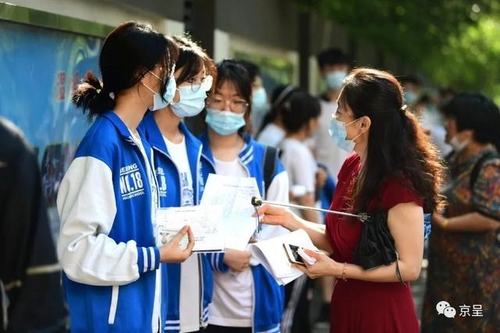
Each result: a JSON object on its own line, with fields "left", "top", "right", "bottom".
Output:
{"left": 469, "top": 151, "right": 498, "bottom": 189}
{"left": 263, "top": 146, "right": 279, "bottom": 197}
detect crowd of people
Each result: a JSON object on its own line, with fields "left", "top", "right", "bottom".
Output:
{"left": 1, "top": 20, "right": 499, "bottom": 333}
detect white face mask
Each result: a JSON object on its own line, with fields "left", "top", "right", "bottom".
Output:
{"left": 170, "top": 75, "right": 213, "bottom": 118}
{"left": 449, "top": 135, "right": 469, "bottom": 153}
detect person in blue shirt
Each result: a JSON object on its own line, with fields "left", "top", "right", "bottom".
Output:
{"left": 201, "top": 59, "right": 290, "bottom": 333}
{"left": 57, "top": 22, "right": 195, "bottom": 333}
{"left": 139, "top": 34, "right": 215, "bottom": 333}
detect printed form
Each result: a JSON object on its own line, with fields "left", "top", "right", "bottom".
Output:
{"left": 155, "top": 205, "right": 224, "bottom": 252}
{"left": 200, "top": 174, "right": 260, "bottom": 251}
{"left": 154, "top": 174, "right": 260, "bottom": 252}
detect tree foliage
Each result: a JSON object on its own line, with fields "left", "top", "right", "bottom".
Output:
{"left": 299, "top": 0, "right": 500, "bottom": 100}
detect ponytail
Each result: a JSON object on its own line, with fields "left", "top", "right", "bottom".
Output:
{"left": 72, "top": 70, "right": 115, "bottom": 120}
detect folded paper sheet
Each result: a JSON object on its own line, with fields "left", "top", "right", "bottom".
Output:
{"left": 155, "top": 205, "right": 224, "bottom": 252}
{"left": 248, "top": 229, "right": 318, "bottom": 285}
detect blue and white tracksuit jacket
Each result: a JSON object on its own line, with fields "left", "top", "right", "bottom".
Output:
{"left": 199, "top": 132, "right": 288, "bottom": 333}
{"left": 57, "top": 111, "right": 165, "bottom": 333}
{"left": 139, "top": 112, "right": 213, "bottom": 333}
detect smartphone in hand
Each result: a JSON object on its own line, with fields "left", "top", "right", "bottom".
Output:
{"left": 283, "top": 244, "right": 305, "bottom": 265}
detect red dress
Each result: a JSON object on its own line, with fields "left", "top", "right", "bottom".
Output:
{"left": 326, "top": 154, "right": 422, "bottom": 333}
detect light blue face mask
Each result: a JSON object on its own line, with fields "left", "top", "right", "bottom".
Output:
{"left": 251, "top": 87, "right": 268, "bottom": 114}
{"left": 328, "top": 117, "right": 362, "bottom": 152}
{"left": 205, "top": 108, "right": 246, "bottom": 135}
{"left": 325, "top": 70, "right": 347, "bottom": 90}
{"left": 404, "top": 90, "right": 417, "bottom": 105}
{"left": 144, "top": 71, "right": 177, "bottom": 111}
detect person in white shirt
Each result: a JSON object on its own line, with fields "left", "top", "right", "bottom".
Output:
{"left": 278, "top": 87, "right": 322, "bottom": 333}
{"left": 256, "top": 85, "right": 298, "bottom": 147}
{"left": 310, "top": 48, "right": 351, "bottom": 181}
{"left": 237, "top": 60, "right": 269, "bottom": 137}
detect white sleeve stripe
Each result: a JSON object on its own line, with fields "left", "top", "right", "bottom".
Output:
{"left": 142, "top": 247, "right": 148, "bottom": 273}
{"left": 212, "top": 254, "right": 217, "bottom": 270}
{"left": 149, "top": 247, "right": 155, "bottom": 271}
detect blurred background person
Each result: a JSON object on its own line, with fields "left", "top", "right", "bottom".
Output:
{"left": 399, "top": 74, "right": 422, "bottom": 110}
{"left": 238, "top": 60, "right": 269, "bottom": 138}
{"left": 0, "top": 116, "right": 67, "bottom": 333}
{"left": 422, "top": 92, "right": 500, "bottom": 333}
{"left": 279, "top": 87, "right": 321, "bottom": 223}
{"left": 438, "top": 86, "right": 457, "bottom": 109}
{"left": 255, "top": 85, "right": 296, "bottom": 147}
{"left": 278, "top": 87, "right": 321, "bottom": 333}
{"left": 416, "top": 93, "right": 452, "bottom": 158}
{"left": 312, "top": 48, "right": 351, "bottom": 181}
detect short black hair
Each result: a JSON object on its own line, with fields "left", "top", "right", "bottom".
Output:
{"left": 281, "top": 90, "right": 321, "bottom": 134}
{"left": 399, "top": 74, "right": 422, "bottom": 87}
{"left": 316, "top": 48, "right": 349, "bottom": 69}
{"left": 237, "top": 60, "right": 260, "bottom": 82}
{"left": 441, "top": 92, "right": 500, "bottom": 146}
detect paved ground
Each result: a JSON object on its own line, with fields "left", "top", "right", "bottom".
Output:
{"left": 309, "top": 259, "right": 428, "bottom": 333}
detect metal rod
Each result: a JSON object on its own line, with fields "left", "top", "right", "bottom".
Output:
{"left": 251, "top": 196, "right": 369, "bottom": 222}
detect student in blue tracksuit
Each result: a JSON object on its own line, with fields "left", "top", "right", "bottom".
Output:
{"left": 139, "top": 35, "right": 216, "bottom": 333}
{"left": 56, "top": 22, "right": 195, "bottom": 333}
{"left": 201, "top": 60, "right": 290, "bottom": 333}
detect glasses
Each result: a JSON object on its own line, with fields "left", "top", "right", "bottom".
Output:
{"left": 206, "top": 97, "right": 249, "bottom": 113}
{"left": 184, "top": 75, "right": 213, "bottom": 93}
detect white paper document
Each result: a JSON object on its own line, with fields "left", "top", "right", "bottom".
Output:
{"left": 155, "top": 205, "right": 224, "bottom": 252}
{"left": 248, "top": 229, "right": 319, "bottom": 285}
{"left": 200, "top": 174, "right": 261, "bottom": 251}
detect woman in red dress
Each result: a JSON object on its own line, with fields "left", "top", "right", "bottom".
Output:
{"left": 258, "top": 68, "right": 444, "bottom": 333}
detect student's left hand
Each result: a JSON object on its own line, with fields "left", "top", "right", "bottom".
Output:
{"left": 293, "top": 249, "right": 340, "bottom": 279}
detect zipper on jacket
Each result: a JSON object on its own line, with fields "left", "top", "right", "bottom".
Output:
{"left": 108, "top": 285, "right": 119, "bottom": 324}
{"left": 195, "top": 147, "right": 203, "bottom": 205}
{"left": 251, "top": 270, "right": 255, "bottom": 333}
{"left": 198, "top": 255, "right": 203, "bottom": 327}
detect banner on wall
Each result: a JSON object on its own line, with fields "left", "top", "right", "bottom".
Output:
{"left": 0, "top": 21, "right": 102, "bottom": 240}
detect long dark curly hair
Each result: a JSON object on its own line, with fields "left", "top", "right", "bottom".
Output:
{"left": 339, "top": 68, "right": 445, "bottom": 213}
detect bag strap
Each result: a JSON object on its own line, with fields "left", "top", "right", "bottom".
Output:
{"left": 263, "top": 146, "right": 279, "bottom": 197}
{"left": 469, "top": 151, "right": 498, "bottom": 189}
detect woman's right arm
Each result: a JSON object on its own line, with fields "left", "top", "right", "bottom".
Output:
{"left": 258, "top": 204, "right": 332, "bottom": 253}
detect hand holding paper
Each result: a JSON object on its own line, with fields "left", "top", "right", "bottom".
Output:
{"left": 155, "top": 205, "right": 224, "bottom": 252}
{"left": 159, "top": 225, "right": 195, "bottom": 263}
{"left": 247, "top": 229, "right": 319, "bottom": 285}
